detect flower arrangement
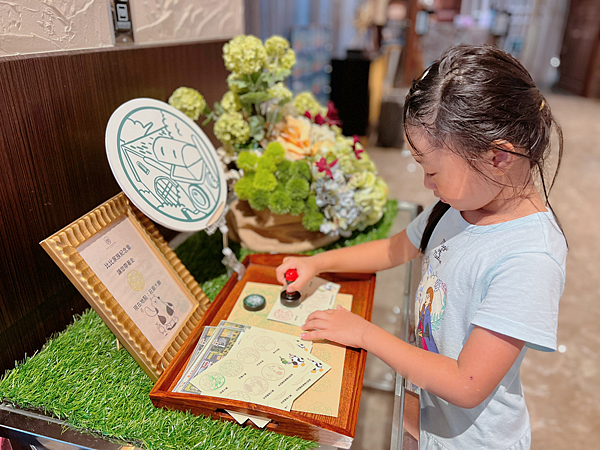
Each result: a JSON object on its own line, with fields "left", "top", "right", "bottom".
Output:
{"left": 168, "top": 34, "right": 388, "bottom": 237}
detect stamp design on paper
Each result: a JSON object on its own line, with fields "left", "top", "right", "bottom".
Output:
{"left": 243, "top": 376, "right": 269, "bottom": 395}
{"left": 261, "top": 363, "right": 285, "bottom": 381}
{"left": 127, "top": 270, "right": 145, "bottom": 291}
{"left": 219, "top": 360, "right": 244, "bottom": 377}
{"left": 274, "top": 309, "right": 293, "bottom": 321}
{"left": 197, "top": 373, "right": 225, "bottom": 391}
{"left": 237, "top": 347, "right": 260, "bottom": 364}
{"left": 254, "top": 335, "right": 276, "bottom": 351}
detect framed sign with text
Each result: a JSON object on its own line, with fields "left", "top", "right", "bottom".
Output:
{"left": 41, "top": 192, "right": 210, "bottom": 382}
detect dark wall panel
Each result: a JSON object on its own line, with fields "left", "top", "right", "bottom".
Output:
{"left": 0, "top": 40, "right": 228, "bottom": 372}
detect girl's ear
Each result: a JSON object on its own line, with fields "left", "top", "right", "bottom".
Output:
{"left": 489, "top": 140, "right": 517, "bottom": 169}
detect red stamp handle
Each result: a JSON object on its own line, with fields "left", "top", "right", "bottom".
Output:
{"left": 285, "top": 268, "right": 299, "bottom": 283}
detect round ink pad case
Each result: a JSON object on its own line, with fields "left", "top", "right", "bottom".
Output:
{"left": 243, "top": 294, "right": 266, "bottom": 311}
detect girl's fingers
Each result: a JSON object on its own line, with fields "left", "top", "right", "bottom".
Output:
{"left": 300, "top": 330, "right": 326, "bottom": 341}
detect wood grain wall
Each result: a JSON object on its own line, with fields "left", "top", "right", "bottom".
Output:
{"left": 0, "top": 41, "right": 228, "bottom": 372}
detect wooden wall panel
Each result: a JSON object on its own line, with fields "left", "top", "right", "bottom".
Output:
{"left": 0, "top": 40, "right": 228, "bottom": 372}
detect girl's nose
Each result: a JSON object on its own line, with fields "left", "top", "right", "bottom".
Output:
{"left": 424, "top": 176, "right": 436, "bottom": 191}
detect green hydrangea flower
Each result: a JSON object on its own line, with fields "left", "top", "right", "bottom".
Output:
{"left": 257, "top": 156, "right": 277, "bottom": 173}
{"left": 268, "top": 190, "right": 292, "bottom": 215}
{"left": 237, "top": 151, "right": 259, "bottom": 172}
{"left": 289, "top": 199, "right": 305, "bottom": 216}
{"left": 221, "top": 91, "right": 242, "bottom": 113}
{"left": 223, "top": 35, "right": 266, "bottom": 75}
{"left": 214, "top": 111, "right": 250, "bottom": 146}
{"left": 168, "top": 87, "right": 206, "bottom": 120}
{"left": 293, "top": 92, "right": 324, "bottom": 117}
{"left": 234, "top": 175, "right": 255, "bottom": 200}
{"left": 305, "top": 194, "right": 319, "bottom": 212}
{"left": 275, "top": 159, "right": 292, "bottom": 183}
{"left": 286, "top": 176, "right": 309, "bottom": 200}
{"left": 253, "top": 169, "right": 277, "bottom": 192}
{"left": 280, "top": 49, "right": 296, "bottom": 70}
{"left": 264, "top": 142, "right": 285, "bottom": 164}
{"left": 265, "top": 36, "right": 290, "bottom": 57}
{"left": 267, "top": 82, "right": 293, "bottom": 102}
{"left": 302, "top": 210, "right": 325, "bottom": 232}
{"left": 291, "top": 160, "right": 311, "bottom": 181}
{"left": 249, "top": 189, "right": 270, "bottom": 211}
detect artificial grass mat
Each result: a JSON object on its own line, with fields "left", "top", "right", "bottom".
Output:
{"left": 0, "top": 200, "right": 398, "bottom": 449}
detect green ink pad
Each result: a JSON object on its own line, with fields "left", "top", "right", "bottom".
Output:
{"left": 243, "top": 294, "right": 266, "bottom": 311}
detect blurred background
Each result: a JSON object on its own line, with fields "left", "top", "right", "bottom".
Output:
{"left": 1, "top": 1, "right": 598, "bottom": 449}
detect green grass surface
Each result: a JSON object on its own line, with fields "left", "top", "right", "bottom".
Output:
{"left": 0, "top": 200, "right": 398, "bottom": 449}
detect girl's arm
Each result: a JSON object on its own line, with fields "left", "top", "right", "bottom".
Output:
{"left": 301, "top": 306, "right": 524, "bottom": 409}
{"left": 276, "top": 229, "right": 420, "bottom": 290}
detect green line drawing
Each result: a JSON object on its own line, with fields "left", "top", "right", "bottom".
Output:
{"left": 110, "top": 102, "right": 225, "bottom": 228}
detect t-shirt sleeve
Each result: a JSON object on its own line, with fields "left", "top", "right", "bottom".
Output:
{"left": 406, "top": 202, "right": 437, "bottom": 249}
{"left": 472, "top": 252, "right": 565, "bottom": 352}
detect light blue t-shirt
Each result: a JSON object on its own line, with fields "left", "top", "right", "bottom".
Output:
{"left": 406, "top": 203, "right": 567, "bottom": 450}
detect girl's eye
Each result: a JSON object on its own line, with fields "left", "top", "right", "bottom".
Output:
{"left": 426, "top": 172, "right": 435, "bottom": 177}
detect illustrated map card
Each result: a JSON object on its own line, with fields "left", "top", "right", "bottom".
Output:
{"left": 226, "top": 282, "right": 353, "bottom": 417}
{"left": 77, "top": 216, "right": 196, "bottom": 355}
{"left": 189, "top": 326, "right": 331, "bottom": 411}
{"left": 267, "top": 279, "right": 341, "bottom": 327}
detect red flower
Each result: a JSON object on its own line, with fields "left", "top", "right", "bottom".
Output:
{"left": 352, "top": 135, "right": 363, "bottom": 159}
{"left": 316, "top": 157, "right": 337, "bottom": 179}
{"left": 314, "top": 113, "right": 326, "bottom": 125}
{"left": 304, "top": 111, "right": 312, "bottom": 120}
{"left": 326, "top": 101, "right": 342, "bottom": 126}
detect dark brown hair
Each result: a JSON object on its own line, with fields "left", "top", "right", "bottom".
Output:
{"left": 402, "top": 44, "right": 565, "bottom": 252}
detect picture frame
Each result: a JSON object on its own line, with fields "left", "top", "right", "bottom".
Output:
{"left": 41, "top": 192, "right": 210, "bottom": 382}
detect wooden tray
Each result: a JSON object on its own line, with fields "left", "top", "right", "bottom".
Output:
{"left": 150, "top": 253, "right": 376, "bottom": 448}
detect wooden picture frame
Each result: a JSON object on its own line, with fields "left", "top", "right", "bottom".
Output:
{"left": 41, "top": 192, "right": 210, "bottom": 382}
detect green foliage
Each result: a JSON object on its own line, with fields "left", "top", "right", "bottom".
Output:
{"left": 291, "top": 160, "right": 311, "bottom": 181}
{"left": 248, "top": 115, "right": 266, "bottom": 141}
{"left": 275, "top": 160, "right": 292, "bottom": 183}
{"left": 249, "top": 189, "right": 270, "bottom": 210}
{"left": 237, "top": 151, "right": 259, "bottom": 172}
{"left": 234, "top": 175, "right": 255, "bottom": 200}
{"left": 253, "top": 169, "right": 277, "bottom": 192}
{"left": 305, "top": 194, "right": 319, "bottom": 212}
{"left": 268, "top": 190, "right": 292, "bottom": 215}
{"left": 289, "top": 200, "right": 305, "bottom": 216}
{"left": 285, "top": 176, "right": 310, "bottom": 201}
{"left": 257, "top": 156, "right": 277, "bottom": 173}
{"left": 302, "top": 210, "right": 325, "bottom": 232}
{"left": 264, "top": 142, "right": 285, "bottom": 164}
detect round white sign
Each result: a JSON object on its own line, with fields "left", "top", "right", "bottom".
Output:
{"left": 106, "top": 98, "right": 227, "bottom": 232}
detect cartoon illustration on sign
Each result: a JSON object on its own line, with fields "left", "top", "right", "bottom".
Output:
{"left": 144, "top": 295, "right": 179, "bottom": 335}
{"left": 106, "top": 99, "right": 227, "bottom": 231}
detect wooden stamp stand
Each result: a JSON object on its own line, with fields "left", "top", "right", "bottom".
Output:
{"left": 150, "top": 253, "right": 376, "bottom": 448}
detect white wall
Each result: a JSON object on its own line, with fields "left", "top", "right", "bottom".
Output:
{"left": 0, "top": 0, "right": 244, "bottom": 58}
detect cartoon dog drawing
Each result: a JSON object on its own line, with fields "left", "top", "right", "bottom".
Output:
{"left": 144, "top": 296, "right": 179, "bottom": 335}
{"left": 279, "top": 353, "right": 305, "bottom": 368}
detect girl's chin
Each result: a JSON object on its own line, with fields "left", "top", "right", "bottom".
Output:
{"left": 439, "top": 197, "right": 447, "bottom": 203}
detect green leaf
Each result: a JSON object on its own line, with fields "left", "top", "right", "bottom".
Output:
{"left": 213, "top": 102, "right": 225, "bottom": 115}
{"left": 239, "top": 91, "right": 272, "bottom": 105}
{"left": 253, "top": 131, "right": 265, "bottom": 141}
{"left": 273, "top": 68, "right": 291, "bottom": 82}
{"left": 248, "top": 115, "right": 266, "bottom": 130}
{"left": 278, "top": 98, "right": 291, "bottom": 107}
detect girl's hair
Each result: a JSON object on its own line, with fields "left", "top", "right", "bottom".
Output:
{"left": 402, "top": 44, "right": 565, "bottom": 252}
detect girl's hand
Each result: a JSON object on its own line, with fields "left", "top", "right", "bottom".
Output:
{"left": 275, "top": 256, "right": 319, "bottom": 292}
{"left": 301, "top": 305, "right": 374, "bottom": 349}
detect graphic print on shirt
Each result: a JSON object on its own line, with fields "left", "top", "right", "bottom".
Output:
{"left": 415, "top": 259, "right": 447, "bottom": 353}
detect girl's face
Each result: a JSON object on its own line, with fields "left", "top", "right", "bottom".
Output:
{"left": 408, "top": 129, "right": 502, "bottom": 212}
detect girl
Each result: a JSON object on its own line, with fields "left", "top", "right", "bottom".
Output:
{"left": 276, "top": 44, "right": 567, "bottom": 450}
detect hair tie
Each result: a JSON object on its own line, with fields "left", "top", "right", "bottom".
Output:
{"left": 539, "top": 100, "right": 545, "bottom": 111}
